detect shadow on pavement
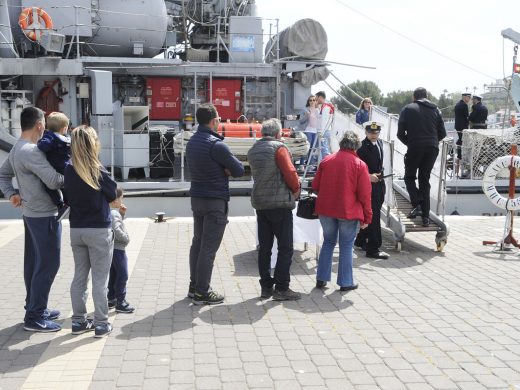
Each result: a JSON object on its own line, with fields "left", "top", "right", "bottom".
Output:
{"left": 0, "top": 321, "right": 105, "bottom": 374}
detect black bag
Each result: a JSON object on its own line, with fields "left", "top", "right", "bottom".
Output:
{"left": 296, "top": 195, "right": 318, "bottom": 219}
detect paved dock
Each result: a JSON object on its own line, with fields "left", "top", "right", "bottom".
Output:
{"left": 0, "top": 215, "right": 520, "bottom": 390}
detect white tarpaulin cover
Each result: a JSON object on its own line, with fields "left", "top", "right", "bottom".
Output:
{"left": 266, "top": 18, "right": 328, "bottom": 62}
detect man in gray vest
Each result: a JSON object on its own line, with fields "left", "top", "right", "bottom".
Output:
{"left": 247, "top": 118, "right": 302, "bottom": 301}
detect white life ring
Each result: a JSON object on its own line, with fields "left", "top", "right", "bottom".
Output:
{"left": 482, "top": 155, "right": 520, "bottom": 210}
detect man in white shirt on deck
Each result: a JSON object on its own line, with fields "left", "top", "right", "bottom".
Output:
{"left": 316, "top": 91, "right": 334, "bottom": 161}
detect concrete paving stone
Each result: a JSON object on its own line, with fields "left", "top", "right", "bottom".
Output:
{"left": 246, "top": 374, "right": 274, "bottom": 388}
{"left": 144, "top": 365, "right": 169, "bottom": 379}
{"left": 295, "top": 372, "right": 325, "bottom": 386}
{"left": 195, "top": 376, "right": 222, "bottom": 389}
{"left": 121, "top": 359, "right": 146, "bottom": 373}
{"left": 375, "top": 376, "right": 407, "bottom": 390}
{"left": 169, "top": 370, "right": 195, "bottom": 385}
{"left": 405, "top": 384, "right": 435, "bottom": 390}
{"left": 89, "top": 380, "right": 116, "bottom": 390}
{"left": 317, "top": 365, "right": 346, "bottom": 379}
{"left": 264, "top": 355, "right": 290, "bottom": 368}
{"left": 456, "top": 382, "right": 488, "bottom": 390}
{"left": 424, "top": 375, "right": 459, "bottom": 390}
{"left": 345, "top": 371, "right": 376, "bottom": 385}
{"left": 473, "top": 374, "right": 509, "bottom": 388}
{"left": 395, "top": 369, "right": 427, "bottom": 383}
{"left": 273, "top": 379, "right": 302, "bottom": 389}
{"left": 194, "top": 363, "right": 220, "bottom": 378}
{"left": 116, "top": 372, "right": 145, "bottom": 387}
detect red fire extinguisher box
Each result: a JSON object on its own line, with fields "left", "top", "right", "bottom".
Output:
{"left": 146, "top": 78, "right": 181, "bottom": 120}
{"left": 209, "top": 79, "right": 242, "bottom": 121}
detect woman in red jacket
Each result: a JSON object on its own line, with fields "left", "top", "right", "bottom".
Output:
{"left": 311, "top": 131, "right": 372, "bottom": 291}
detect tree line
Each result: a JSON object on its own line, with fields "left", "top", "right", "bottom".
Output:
{"left": 330, "top": 80, "right": 461, "bottom": 118}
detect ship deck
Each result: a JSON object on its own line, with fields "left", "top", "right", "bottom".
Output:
{"left": 0, "top": 216, "right": 519, "bottom": 389}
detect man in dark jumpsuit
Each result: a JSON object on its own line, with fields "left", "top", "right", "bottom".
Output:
{"left": 469, "top": 94, "right": 488, "bottom": 129}
{"left": 354, "top": 122, "right": 389, "bottom": 259}
{"left": 454, "top": 92, "right": 471, "bottom": 159}
{"left": 397, "top": 87, "right": 446, "bottom": 227}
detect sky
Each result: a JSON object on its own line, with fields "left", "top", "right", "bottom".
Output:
{"left": 256, "top": 0, "right": 520, "bottom": 99}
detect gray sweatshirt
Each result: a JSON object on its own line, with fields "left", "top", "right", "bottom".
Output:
{"left": 111, "top": 209, "right": 130, "bottom": 250}
{"left": 0, "top": 139, "right": 64, "bottom": 217}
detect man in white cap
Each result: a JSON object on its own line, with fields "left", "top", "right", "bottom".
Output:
{"left": 469, "top": 94, "right": 488, "bottom": 129}
{"left": 354, "top": 121, "right": 389, "bottom": 259}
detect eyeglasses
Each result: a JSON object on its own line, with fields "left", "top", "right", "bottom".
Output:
{"left": 309, "top": 99, "right": 316, "bottom": 101}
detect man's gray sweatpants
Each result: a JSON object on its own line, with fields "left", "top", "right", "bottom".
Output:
{"left": 70, "top": 228, "right": 114, "bottom": 325}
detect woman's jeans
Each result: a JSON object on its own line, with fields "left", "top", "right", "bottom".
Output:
{"left": 300, "top": 132, "right": 317, "bottom": 166}
{"left": 317, "top": 216, "right": 359, "bottom": 287}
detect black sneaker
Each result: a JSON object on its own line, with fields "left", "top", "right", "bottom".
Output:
{"left": 192, "top": 291, "right": 224, "bottom": 306}
{"left": 108, "top": 299, "right": 117, "bottom": 309}
{"left": 57, "top": 204, "right": 70, "bottom": 222}
{"left": 422, "top": 217, "right": 430, "bottom": 227}
{"left": 71, "top": 319, "right": 95, "bottom": 335}
{"left": 340, "top": 284, "right": 358, "bottom": 292}
{"left": 94, "top": 323, "right": 113, "bottom": 338}
{"left": 316, "top": 280, "right": 327, "bottom": 289}
{"left": 260, "top": 287, "right": 273, "bottom": 299}
{"left": 115, "top": 300, "right": 135, "bottom": 313}
{"left": 407, "top": 206, "right": 422, "bottom": 219}
{"left": 273, "top": 288, "right": 302, "bottom": 301}
{"left": 187, "top": 284, "right": 195, "bottom": 298}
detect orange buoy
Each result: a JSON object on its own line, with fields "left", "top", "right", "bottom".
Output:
{"left": 18, "top": 7, "right": 54, "bottom": 42}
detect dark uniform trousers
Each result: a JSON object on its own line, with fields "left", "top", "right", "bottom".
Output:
{"left": 356, "top": 181, "right": 384, "bottom": 254}
{"left": 355, "top": 138, "right": 385, "bottom": 254}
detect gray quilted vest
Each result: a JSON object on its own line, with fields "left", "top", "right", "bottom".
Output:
{"left": 247, "top": 137, "right": 295, "bottom": 210}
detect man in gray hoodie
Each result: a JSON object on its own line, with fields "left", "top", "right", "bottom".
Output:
{"left": 397, "top": 87, "right": 446, "bottom": 227}
{"left": 0, "top": 107, "right": 64, "bottom": 332}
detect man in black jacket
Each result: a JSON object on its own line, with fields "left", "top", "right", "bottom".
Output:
{"left": 397, "top": 88, "right": 446, "bottom": 227}
{"left": 355, "top": 122, "right": 389, "bottom": 259}
{"left": 454, "top": 92, "right": 471, "bottom": 159}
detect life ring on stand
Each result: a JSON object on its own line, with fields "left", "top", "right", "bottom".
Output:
{"left": 482, "top": 155, "right": 520, "bottom": 210}
{"left": 18, "top": 7, "right": 54, "bottom": 42}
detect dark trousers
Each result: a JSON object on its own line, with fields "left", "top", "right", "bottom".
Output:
{"left": 257, "top": 208, "right": 293, "bottom": 292}
{"left": 356, "top": 182, "right": 384, "bottom": 254}
{"left": 23, "top": 216, "right": 61, "bottom": 322}
{"left": 456, "top": 131, "right": 463, "bottom": 160}
{"left": 189, "top": 197, "right": 228, "bottom": 295}
{"left": 108, "top": 249, "right": 128, "bottom": 301}
{"left": 404, "top": 147, "right": 439, "bottom": 216}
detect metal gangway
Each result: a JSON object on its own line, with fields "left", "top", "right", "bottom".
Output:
{"left": 327, "top": 88, "right": 449, "bottom": 252}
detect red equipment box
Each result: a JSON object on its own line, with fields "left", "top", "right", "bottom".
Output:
{"left": 209, "top": 79, "right": 242, "bottom": 121}
{"left": 146, "top": 78, "right": 181, "bottom": 120}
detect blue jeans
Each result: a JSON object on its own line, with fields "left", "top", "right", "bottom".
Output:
{"left": 108, "top": 249, "right": 129, "bottom": 301}
{"left": 317, "top": 216, "right": 359, "bottom": 287}
{"left": 300, "top": 132, "right": 317, "bottom": 166}
{"left": 320, "top": 130, "right": 331, "bottom": 158}
{"left": 23, "top": 216, "right": 61, "bottom": 321}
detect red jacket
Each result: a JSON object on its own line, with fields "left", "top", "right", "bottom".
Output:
{"left": 311, "top": 149, "right": 372, "bottom": 224}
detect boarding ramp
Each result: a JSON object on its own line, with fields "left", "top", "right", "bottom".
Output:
{"left": 370, "top": 106, "right": 450, "bottom": 251}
